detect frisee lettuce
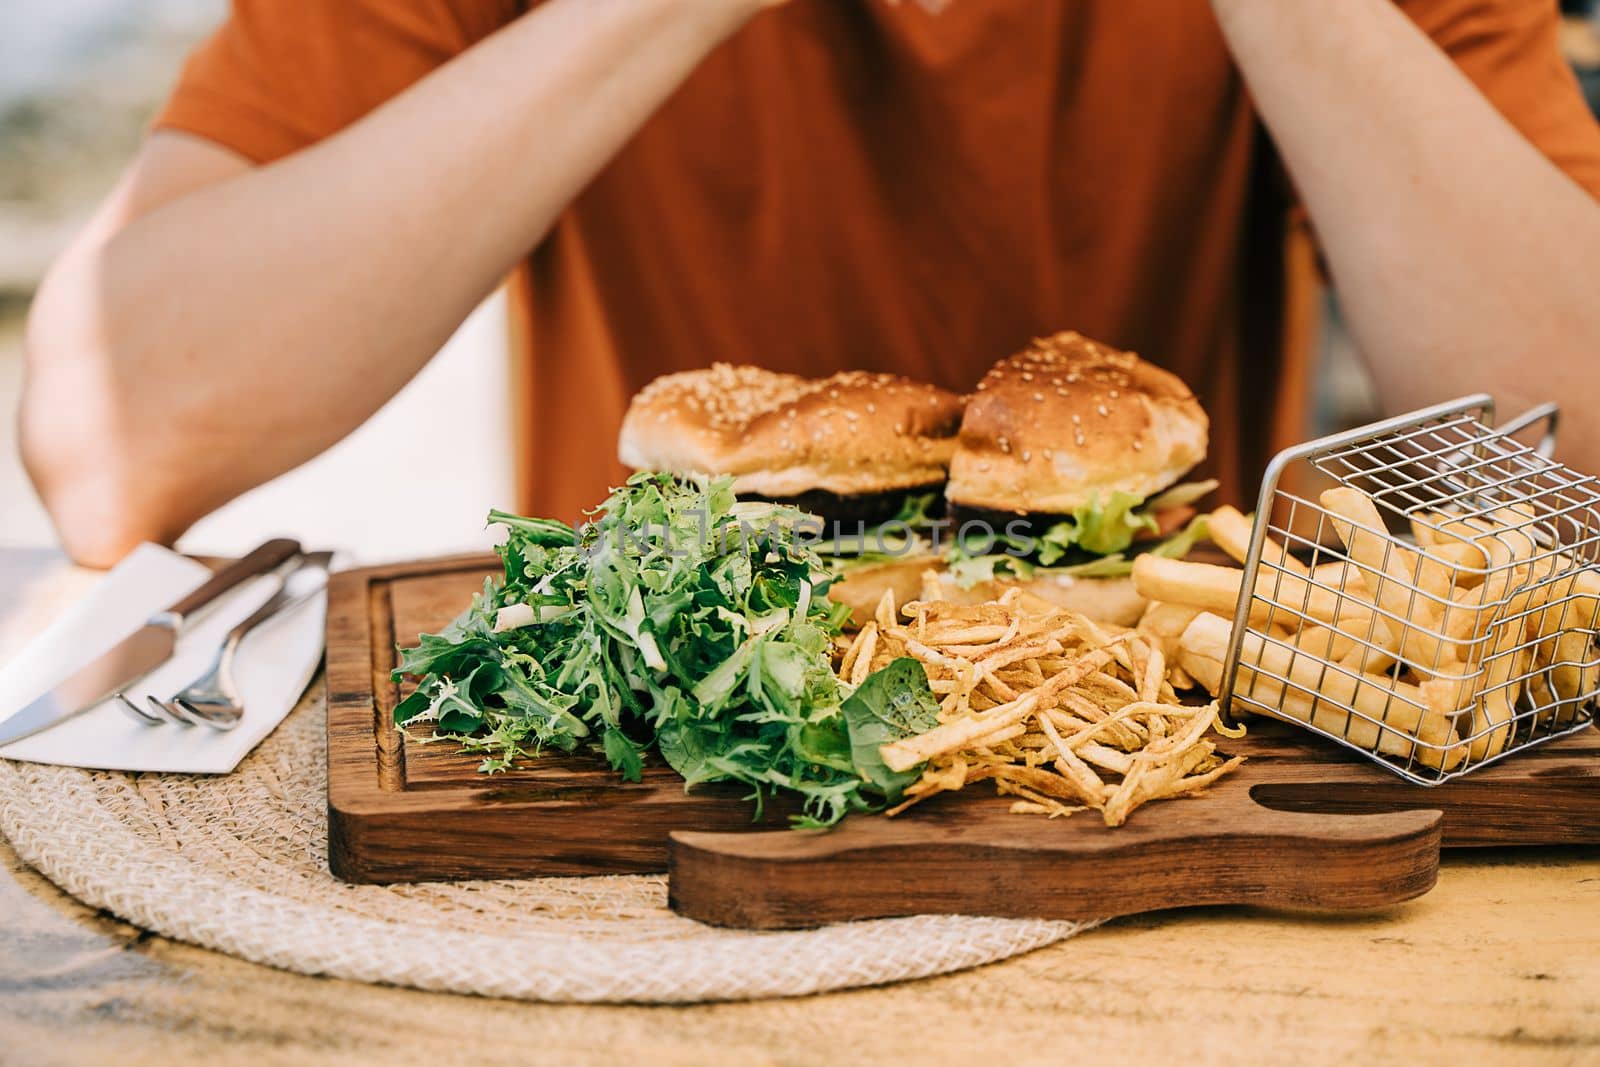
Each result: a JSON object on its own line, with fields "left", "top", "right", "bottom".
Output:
{"left": 391, "top": 473, "right": 936, "bottom": 826}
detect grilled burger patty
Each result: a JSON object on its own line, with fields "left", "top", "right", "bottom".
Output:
{"left": 745, "top": 485, "right": 945, "bottom": 528}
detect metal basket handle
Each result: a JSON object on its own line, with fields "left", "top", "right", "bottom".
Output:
{"left": 1496, "top": 403, "right": 1559, "bottom": 459}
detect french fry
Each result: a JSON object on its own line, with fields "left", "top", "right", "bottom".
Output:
{"left": 1336, "top": 606, "right": 1401, "bottom": 675}
{"left": 1103, "top": 743, "right": 1212, "bottom": 827}
{"left": 880, "top": 694, "right": 1040, "bottom": 773}
{"left": 1137, "top": 600, "right": 1203, "bottom": 657}
{"left": 1134, "top": 552, "right": 1390, "bottom": 643}
{"left": 1141, "top": 647, "right": 1165, "bottom": 703}
{"left": 874, "top": 587, "right": 899, "bottom": 631}
{"left": 1464, "top": 595, "right": 1536, "bottom": 762}
{"left": 1321, "top": 487, "right": 1458, "bottom": 674}
{"left": 1036, "top": 713, "right": 1110, "bottom": 806}
{"left": 1179, "top": 612, "right": 1463, "bottom": 771}
{"left": 1293, "top": 560, "right": 1401, "bottom": 670}
{"left": 1177, "top": 629, "right": 1225, "bottom": 694}
{"left": 975, "top": 638, "right": 1065, "bottom": 674}
{"left": 1312, "top": 560, "right": 1354, "bottom": 585}
{"left": 849, "top": 624, "right": 880, "bottom": 687}
{"left": 1421, "top": 539, "right": 1489, "bottom": 577}
{"left": 1209, "top": 505, "right": 1310, "bottom": 576}
{"left": 1441, "top": 583, "right": 1498, "bottom": 663}
{"left": 837, "top": 621, "right": 876, "bottom": 682}
{"left": 1548, "top": 630, "right": 1598, "bottom": 724}
{"left": 1293, "top": 624, "right": 1357, "bottom": 663}
{"left": 1436, "top": 512, "right": 1548, "bottom": 664}
{"left": 1132, "top": 556, "right": 1271, "bottom": 624}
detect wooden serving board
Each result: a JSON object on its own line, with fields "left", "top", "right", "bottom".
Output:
{"left": 327, "top": 556, "right": 1600, "bottom": 925}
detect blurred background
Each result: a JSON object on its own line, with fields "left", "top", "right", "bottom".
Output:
{"left": 1, "top": 1, "right": 1598, "bottom": 563}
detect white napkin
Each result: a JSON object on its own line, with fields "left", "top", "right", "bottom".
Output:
{"left": 0, "top": 543, "right": 327, "bottom": 773}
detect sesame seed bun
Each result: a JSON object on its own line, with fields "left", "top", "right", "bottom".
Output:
{"left": 618, "top": 364, "right": 965, "bottom": 497}
{"left": 946, "top": 332, "right": 1208, "bottom": 514}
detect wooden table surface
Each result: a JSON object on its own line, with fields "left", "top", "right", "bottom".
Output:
{"left": 3, "top": 549, "right": 1599, "bottom": 1067}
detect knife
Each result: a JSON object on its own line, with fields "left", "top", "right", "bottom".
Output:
{"left": 0, "top": 538, "right": 302, "bottom": 746}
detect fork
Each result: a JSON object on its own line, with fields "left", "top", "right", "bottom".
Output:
{"left": 120, "top": 552, "right": 333, "bottom": 730}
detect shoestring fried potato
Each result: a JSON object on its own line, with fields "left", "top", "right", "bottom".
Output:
{"left": 833, "top": 575, "right": 1245, "bottom": 827}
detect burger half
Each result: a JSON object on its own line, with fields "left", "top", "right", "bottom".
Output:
{"left": 617, "top": 362, "right": 964, "bottom": 528}
{"left": 936, "top": 331, "right": 1214, "bottom": 620}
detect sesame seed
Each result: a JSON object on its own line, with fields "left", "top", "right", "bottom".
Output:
{"left": 1042, "top": 448, "right": 1053, "bottom": 460}
{"left": 1074, "top": 431, "right": 1086, "bottom": 446}
{"left": 1021, "top": 450, "right": 1032, "bottom": 462}
{"left": 866, "top": 403, "right": 877, "bottom": 414}
{"left": 1033, "top": 392, "right": 1044, "bottom": 402}
{"left": 1070, "top": 414, "right": 1081, "bottom": 424}
{"left": 1056, "top": 387, "right": 1068, "bottom": 397}
{"left": 1132, "top": 439, "right": 1144, "bottom": 451}
{"left": 1097, "top": 404, "right": 1110, "bottom": 417}
{"left": 998, "top": 436, "right": 1012, "bottom": 454}
{"left": 1021, "top": 372, "right": 1034, "bottom": 382}
{"left": 894, "top": 423, "right": 906, "bottom": 435}
{"left": 1109, "top": 389, "right": 1119, "bottom": 399}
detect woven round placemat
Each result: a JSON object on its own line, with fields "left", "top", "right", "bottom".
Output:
{"left": 0, "top": 684, "right": 1087, "bottom": 1003}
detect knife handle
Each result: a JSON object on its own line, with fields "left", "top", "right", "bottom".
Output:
{"left": 165, "top": 538, "right": 303, "bottom": 623}
{"left": 224, "top": 550, "right": 334, "bottom": 646}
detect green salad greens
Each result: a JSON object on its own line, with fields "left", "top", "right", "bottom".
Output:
{"left": 392, "top": 473, "right": 938, "bottom": 826}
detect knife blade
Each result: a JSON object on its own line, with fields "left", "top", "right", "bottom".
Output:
{"left": 0, "top": 538, "right": 301, "bottom": 746}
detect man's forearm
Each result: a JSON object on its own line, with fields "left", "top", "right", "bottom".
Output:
{"left": 1212, "top": 0, "right": 1600, "bottom": 470}
{"left": 24, "top": 0, "right": 769, "bottom": 561}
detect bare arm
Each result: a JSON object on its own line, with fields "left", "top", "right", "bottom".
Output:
{"left": 22, "top": 0, "right": 776, "bottom": 565}
{"left": 1211, "top": 0, "right": 1600, "bottom": 468}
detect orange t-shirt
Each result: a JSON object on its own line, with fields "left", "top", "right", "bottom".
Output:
{"left": 155, "top": 0, "right": 1600, "bottom": 522}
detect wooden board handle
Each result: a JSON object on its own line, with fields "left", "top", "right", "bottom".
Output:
{"left": 668, "top": 781, "right": 1442, "bottom": 930}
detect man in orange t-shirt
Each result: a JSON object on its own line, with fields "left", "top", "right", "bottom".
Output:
{"left": 20, "top": 0, "right": 1600, "bottom": 564}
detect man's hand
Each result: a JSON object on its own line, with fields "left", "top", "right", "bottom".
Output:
{"left": 1209, "top": 0, "right": 1600, "bottom": 473}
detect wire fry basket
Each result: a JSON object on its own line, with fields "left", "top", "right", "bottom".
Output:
{"left": 1221, "top": 394, "right": 1600, "bottom": 782}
